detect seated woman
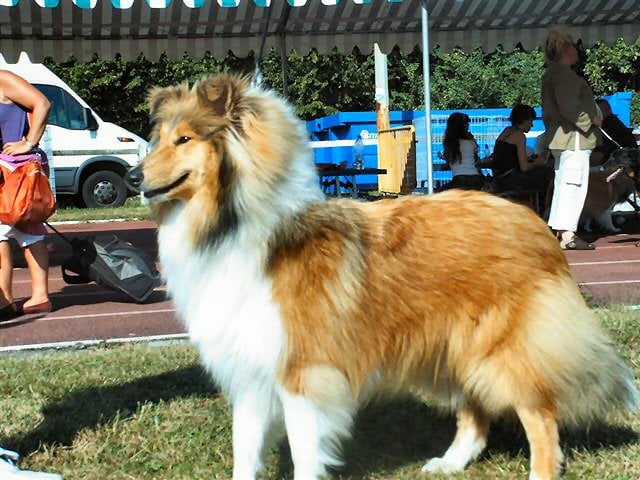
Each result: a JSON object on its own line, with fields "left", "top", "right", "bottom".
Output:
{"left": 441, "top": 112, "right": 484, "bottom": 190}
{"left": 492, "top": 104, "right": 553, "bottom": 210}
{"left": 590, "top": 98, "right": 637, "bottom": 166}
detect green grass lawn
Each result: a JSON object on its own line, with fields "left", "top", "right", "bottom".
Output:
{"left": 49, "top": 196, "right": 152, "bottom": 223}
{"left": 1, "top": 307, "right": 639, "bottom": 479}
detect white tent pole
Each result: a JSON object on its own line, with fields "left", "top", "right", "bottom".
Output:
{"left": 374, "top": 43, "right": 390, "bottom": 132}
{"left": 421, "top": 0, "right": 434, "bottom": 194}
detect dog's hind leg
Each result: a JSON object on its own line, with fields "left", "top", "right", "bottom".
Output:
{"left": 421, "top": 401, "right": 489, "bottom": 474}
{"left": 231, "top": 387, "right": 283, "bottom": 480}
{"left": 514, "top": 405, "right": 563, "bottom": 480}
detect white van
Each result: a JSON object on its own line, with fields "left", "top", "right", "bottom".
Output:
{"left": 0, "top": 52, "right": 148, "bottom": 208}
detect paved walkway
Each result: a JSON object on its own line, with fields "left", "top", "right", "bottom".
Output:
{"left": 1, "top": 217, "right": 639, "bottom": 351}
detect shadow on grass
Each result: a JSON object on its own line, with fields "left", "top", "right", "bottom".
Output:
{"left": 8, "top": 365, "right": 218, "bottom": 455}
{"left": 274, "top": 396, "right": 638, "bottom": 479}
{"left": 9, "top": 379, "right": 639, "bottom": 478}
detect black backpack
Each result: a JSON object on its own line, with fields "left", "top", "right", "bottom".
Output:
{"left": 47, "top": 224, "right": 160, "bottom": 303}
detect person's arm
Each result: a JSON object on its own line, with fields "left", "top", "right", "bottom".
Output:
{"left": 553, "top": 67, "right": 600, "bottom": 132}
{"left": 514, "top": 132, "right": 547, "bottom": 172}
{"left": 0, "top": 71, "right": 51, "bottom": 155}
{"left": 513, "top": 132, "right": 532, "bottom": 172}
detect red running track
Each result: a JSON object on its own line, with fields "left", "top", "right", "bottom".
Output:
{"left": 1, "top": 218, "right": 639, "bottom": 351}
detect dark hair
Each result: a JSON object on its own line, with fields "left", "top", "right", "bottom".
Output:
{"left": 509, "top": 104, "right": 536, "bottom": 126}
{"left": 443, "top": 112, "right": 473, "bottom": 164}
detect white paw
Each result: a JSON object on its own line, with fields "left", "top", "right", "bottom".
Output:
{"left": 421, "top": 457, "right": 464, "bottom": 474}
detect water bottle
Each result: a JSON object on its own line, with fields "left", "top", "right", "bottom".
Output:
{"left": 42, "top": 126, "right": 56, "bottom": 200}
{"left": 353, "top": 135, "right": 364, "bottom": 169}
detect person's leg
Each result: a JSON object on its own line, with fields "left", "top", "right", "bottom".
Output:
{"left": 547, "top": 148, "right": 591, "bottom": 245}
{"left": 0, "top": 240, "right": 14, "bottom": 308}
{"left": 22, "top": 240, "right": 49, "bottom": 309}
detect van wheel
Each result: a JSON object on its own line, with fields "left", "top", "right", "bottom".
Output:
{"left": 82, "top": 171, "right": 127, "bottom": 208}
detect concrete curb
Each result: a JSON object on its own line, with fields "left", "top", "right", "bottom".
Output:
{"left": 0, "top": 333, "right": 189, "bottom": 355}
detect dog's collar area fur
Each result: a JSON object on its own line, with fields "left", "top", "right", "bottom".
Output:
{"left": 143, "top": 172, "right": 190, "bottom": 199}
{"left": 605, "top": 166, "right": 625, "bottom": 183}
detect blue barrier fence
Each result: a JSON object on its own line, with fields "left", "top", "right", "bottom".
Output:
{"left": 306, "top": 91, "right": 633, "bottom": 191}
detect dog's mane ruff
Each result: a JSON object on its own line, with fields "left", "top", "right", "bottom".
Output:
{"left": 214, "top": 78, "right": 324, "bottom": 245}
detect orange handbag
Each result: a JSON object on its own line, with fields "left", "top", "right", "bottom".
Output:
{"left": 0, "top": 152, "right": 56, "bottom": 230}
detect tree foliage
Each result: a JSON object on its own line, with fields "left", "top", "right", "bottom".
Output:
{"left": 584, "top": 38, "right": 640, "bottom": 129}
{"left": 43, "top": 40, "right": 640, "bottom": 139}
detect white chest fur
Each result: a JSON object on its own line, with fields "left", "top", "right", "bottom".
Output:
{"left": 157, "top": 207, "right": 285, "bottom": 398}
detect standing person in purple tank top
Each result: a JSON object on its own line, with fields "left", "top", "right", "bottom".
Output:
{"left": 0, "top": 71, "right": 62, "bottom": 480}
{"left": 0, "top": 70, "right": 53, "bottom": 320}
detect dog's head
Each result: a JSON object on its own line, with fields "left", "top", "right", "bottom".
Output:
{"left": 126, "top": 74, "right": 316, "bottom": 248}
{"left": 600, "top": 147, "right": 640, "bottom": 187}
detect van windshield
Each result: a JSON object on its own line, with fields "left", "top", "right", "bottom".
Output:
{"left": 34, "top": 84, "right": 87, "bottom": 130}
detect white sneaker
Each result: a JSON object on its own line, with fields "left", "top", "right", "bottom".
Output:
{"left": 0, "top": 447, "right": 62, "bottom": 480}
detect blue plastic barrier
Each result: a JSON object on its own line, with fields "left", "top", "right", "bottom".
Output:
{"left": 307, "top": 92, "right": 633, "bottom": 192}
{"left": 307, "top": 111, "right": 422, "bottom": 189}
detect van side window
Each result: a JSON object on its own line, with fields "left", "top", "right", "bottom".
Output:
{"left": 33, "top": 84, "right": 87, "bottom": 130}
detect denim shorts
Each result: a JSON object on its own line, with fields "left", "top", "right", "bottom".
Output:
{"left": 0, "top": 223, "right": 45, "bottom": 247}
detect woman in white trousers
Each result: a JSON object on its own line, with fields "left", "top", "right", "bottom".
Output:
{"left": 541, "top": 27, "right": 602, "bottom": 250}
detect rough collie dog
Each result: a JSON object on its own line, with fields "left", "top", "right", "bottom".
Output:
{"left": 126, "top": 74, "right": 638, "bottom": 480}
{"left": 580, "top": 147, "right": 640, "bottom": 232}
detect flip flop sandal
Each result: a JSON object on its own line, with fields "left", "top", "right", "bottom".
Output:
{"left": 561, "top": 238, "right": 595, "bottom": 250}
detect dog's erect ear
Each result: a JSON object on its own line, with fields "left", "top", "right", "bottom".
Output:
{"left": 195, "top": 75, "right": 248, "bottom": 118}
{"left": 148, "top": 84, "right": 190, "bottom": 118}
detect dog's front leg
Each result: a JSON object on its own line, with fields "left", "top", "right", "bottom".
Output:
{"left": 231, "top": 388, "right": 281, "bottom": 480}
{"left": 280, "top": 386, "right": 355, "bottom": 480}
{"left": 280, "top": 392, "right": 329, "bottom": 480}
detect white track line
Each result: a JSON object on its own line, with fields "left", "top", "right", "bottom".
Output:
{"left": 0, "top": 308, "right": 176, "bottom": 327}
{"left": 569, "top": 259, "right": 640, "bottom": 266}
{"left": 579, "top": 279, "right": 640, "bottom": 286}
{"left": 0, "top": 333, "right": 189, "bottom": 353}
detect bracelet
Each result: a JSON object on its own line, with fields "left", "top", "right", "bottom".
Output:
{"left": 24, "top": 138, "right": 35, "bottom": 149}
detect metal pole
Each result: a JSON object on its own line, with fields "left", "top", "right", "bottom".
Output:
{"left": 374, "top": 43, "right": 390, "bottom": 132}
{"left": 421, "top": 0, "right": 433, "bottom": 194}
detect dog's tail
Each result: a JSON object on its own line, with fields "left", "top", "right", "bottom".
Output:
{"left": 521, "top": 274, "right": 639, "bottom": 426}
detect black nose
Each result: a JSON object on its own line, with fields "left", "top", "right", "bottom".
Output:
{"left": 126, "top": 165, "right": 144, "bottom": 191}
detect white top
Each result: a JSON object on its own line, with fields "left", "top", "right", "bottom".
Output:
{"left": 450, "top": 138, "right": 480, "bottom": 177}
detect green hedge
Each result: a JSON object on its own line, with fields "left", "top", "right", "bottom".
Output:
{"left": 44, "top": 39, "right": 640, "bottom": 139}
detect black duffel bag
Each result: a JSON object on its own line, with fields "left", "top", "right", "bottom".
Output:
{"left": 47, "top": 223, "right": 160, "bottom": 303}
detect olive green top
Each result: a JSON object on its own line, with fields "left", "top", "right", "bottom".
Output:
{"left": 541, "top": 62, "right": 600, "bottom": 151}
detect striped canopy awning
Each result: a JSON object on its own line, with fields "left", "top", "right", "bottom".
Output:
{"left": 1, "top": 0, "right": 639, "bottom": 62}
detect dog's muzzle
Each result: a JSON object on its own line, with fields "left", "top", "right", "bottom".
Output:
{"left": 125, "top": 166, "right": 190, "bottom": 200}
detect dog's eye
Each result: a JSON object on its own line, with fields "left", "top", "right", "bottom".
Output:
{"left": 174, "top": 136, "right": 191, "bottom": 146}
